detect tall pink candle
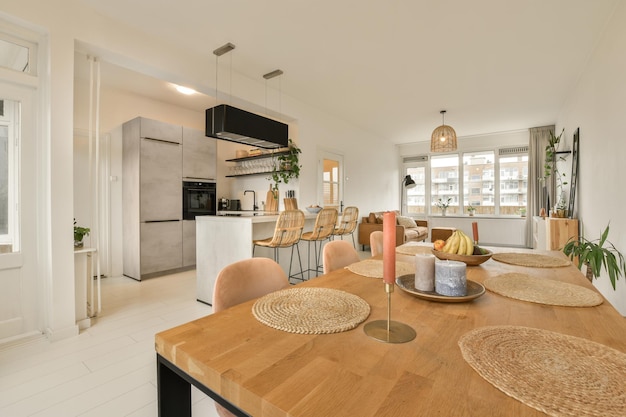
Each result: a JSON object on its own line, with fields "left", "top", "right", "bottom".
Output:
{"left": 383, "top": 211, "right": 396, "bottom": 285}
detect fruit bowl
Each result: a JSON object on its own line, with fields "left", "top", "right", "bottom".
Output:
{"left": 306, "top": 206, "right": 322, "bottom": 213}
{"left": 431, "top": 249, "right": 493, "bottom": 266}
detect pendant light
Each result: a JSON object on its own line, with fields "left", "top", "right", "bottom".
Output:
{"left": 430, "top": 110, "right": 457, "bottom": 152}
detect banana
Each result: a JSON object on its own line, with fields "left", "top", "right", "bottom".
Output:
{"left": 464, "top": 235, "right": 474, "bottom": 255}
{"left": 441, "top": 232, "right": 455, "bottom": 253}
{"left": 457, "top": 232, "right": 466, "bottom": 255}
{"left": 448, "top": 231, "right": 461, "bottom": 254}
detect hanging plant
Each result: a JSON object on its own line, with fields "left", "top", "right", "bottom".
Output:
{"left": 543, "top": 128, "right": 568, "bottom": 214}
{"left": 269, "top": 139, "right": 301, "bottom": 193}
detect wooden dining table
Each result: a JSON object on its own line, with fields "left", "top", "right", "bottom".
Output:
{"left": 155, "top": 245, "right": 626, "bottom": 417}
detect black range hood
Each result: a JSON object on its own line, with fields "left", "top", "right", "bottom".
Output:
{"left": 205, "top": 104, "right": 288, "bottom": 149}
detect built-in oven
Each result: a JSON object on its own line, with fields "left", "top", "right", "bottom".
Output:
{"left": 183, "top": 181, "right": 216, "bottom": 219}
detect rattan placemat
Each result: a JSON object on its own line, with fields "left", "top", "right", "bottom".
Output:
{"left": 459, "top": 325, "right": 626, "bottom": 417}
{"left": 252, "top": 287, "right": 370, "bottom": 334}
{"left": 484, "top": 273, "right": 603, "bottom": 307}
{"left": 492, "top": 252, "right": 570, "bottom": 268}
{"left": 396, "top": 245, "right": 431, "bottom": 255}
{"left": 346, "top": 259, "right": 415, "bottom": 278}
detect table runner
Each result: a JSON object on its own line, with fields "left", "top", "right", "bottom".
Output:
{"left": 492, "top": 252, "right": 570, "bottom": 268}
{"left": 459, "top": 325, "right": 626, "bottom": 417}
{"left": 484, "top": 273, "right": 603, "bottom": 307}
{"left": 252, "top": 287, "right": 370, "bottom": 334}
{"left": 346, "top": 259, "right": 415, "bottom": 278}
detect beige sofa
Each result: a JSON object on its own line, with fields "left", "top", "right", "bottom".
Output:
{"left": 358, "top": 211, "right": 428, "bottom": 250}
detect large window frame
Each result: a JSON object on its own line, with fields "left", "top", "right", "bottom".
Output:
{"left": 403, "top": 146, "right": 528, "bottom": 217}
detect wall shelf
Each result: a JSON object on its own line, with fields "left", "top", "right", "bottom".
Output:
{"left": 225, "top": 151, "right": 288, "bottom": 163}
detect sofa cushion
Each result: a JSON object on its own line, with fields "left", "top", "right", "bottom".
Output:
{"left": 404, "top": 226, "right": 428, "bottom": 241}
{"left": 396, "top": 215, "right": 417, "bottom": 229}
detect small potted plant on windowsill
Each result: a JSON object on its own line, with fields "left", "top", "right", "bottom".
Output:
{"left": 467, "top": 205, "right": 476, "bottom": 216}
{"left": 563, "top": 223, "right": 626, "bottom": 289}
{"left": 74, "top": 219, "right": 90, "bottom": 248}
{"left": 435, "top": 197, "right": 451, "bottom": 216}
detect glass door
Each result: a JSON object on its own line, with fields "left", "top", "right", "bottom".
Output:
{"left": 318, "top": 150, "right": 344, "bottom": 212}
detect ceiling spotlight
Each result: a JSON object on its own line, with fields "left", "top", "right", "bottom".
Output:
{"left": 175, "top": 85, "right": 197, "bottom": 95}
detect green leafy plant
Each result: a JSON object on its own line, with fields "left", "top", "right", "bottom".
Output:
{"left": 269, "top": 139, "right": 301, "bottom": 192}
{"left": 435, "top": 197, "right": 451, "bottom": 210}
{"left": 543, "top": 128, "right": 568, "bottom": 211}
{"left": 74, "top": 218, "right": 90, "bottom": 246}
{"left": 563, "top": 223, "right": 626, "bottom": 290}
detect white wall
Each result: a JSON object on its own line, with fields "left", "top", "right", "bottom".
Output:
{"left": 556, "top": 2, "right": 626, "bottom": 314}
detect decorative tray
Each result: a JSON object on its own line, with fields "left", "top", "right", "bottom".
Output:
{"left": 395, "top": 274, "right": 486, "bottom": 303}
{"left": 431, "top": 249, "right": 492, "bottom": 266}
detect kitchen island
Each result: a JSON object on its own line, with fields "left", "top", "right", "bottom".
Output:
{"left": 196, "top": 213, "right": 317, "bottom": 304}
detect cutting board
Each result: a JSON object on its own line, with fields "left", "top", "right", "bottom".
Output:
{"left": 266, "top": 185, "right": 278, "bottom": 212}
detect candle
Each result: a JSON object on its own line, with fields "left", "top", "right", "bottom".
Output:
{"left": 435, "top": 260, "right": 467, "bottom": 296}
{"left": 383, "top": 211, "right": 396, "bottom": 285}
{"left": 472, "top": 222, "right": 479, "bottom": 244}
{"left": 414, "top": 253, "right": 435, "bottom": 292}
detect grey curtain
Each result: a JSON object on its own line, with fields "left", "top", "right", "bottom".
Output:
{"left": 527, "top": 125, "right": 554, "bottom": 247}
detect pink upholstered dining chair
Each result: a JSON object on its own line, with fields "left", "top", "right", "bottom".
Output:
{"left": 322, "top": 240, "right": 361, "bottom": 274}
{"left": 212, "top": 257, "right": 291, "bottom": 416}
{"left": 369, "top": 230, "right": 384, "bottom": 257}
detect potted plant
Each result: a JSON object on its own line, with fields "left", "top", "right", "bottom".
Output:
{"left": 74, "top": 219, "right": 90, "bottom": 248}
{"left": 269, "top": 139, "right": 301, "bottom": 194}
{"left": 435, "top": 197, "right": 451, "bottom": 216}
{"left": 519, "top": 207, "right": 527, "bottom": 217}
{"left": 543, "top": 128, "right": 568, "bottom": 217}
{"left": 563, "top": 223, "right": 626, "bottom": 289}
{"left": 467, "top": 205, "right": 476, "bottom": 216}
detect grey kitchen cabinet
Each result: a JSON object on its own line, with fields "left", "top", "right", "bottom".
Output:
{"left": 182, "top": 220, "right": 196, "bottom": 267}
{"left": 182, "top": 127, "right": 216, "bottom": 180}
{"left": 123, "top": 117, "right": 184, "bottom": 280}
{"left": 140, "top": 138, "right": 182, "bottom": 221}
{"left": 140, "top": 221, "right": 183, "bottom": 275}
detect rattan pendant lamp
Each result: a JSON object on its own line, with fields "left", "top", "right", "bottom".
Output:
{"left": 430, "top": 110, "right": 457, "bottom": 152}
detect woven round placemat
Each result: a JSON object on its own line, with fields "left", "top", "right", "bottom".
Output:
{"left": 459, "top": 325, "right": 626, "bottom": 417}
{"left": 492, "top": 252, "right": 570, "bottom": 268}
{"left": 395, "top": 245, "right": 432, "bottom": 255}
{"left": 484, "top": 273, "right": 603, "bottom": 307}
{"left": 346, "top": 259, "right": 415, "bottom": 278}
{"left": 252, "top": 287, "right": 370, "bottom": 334}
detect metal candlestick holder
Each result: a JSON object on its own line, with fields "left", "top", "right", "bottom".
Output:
{"left": 364, "top": 283, "right": 416, "bottom": 343}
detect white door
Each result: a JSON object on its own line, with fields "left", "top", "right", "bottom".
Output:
{"left": 317, "top": 150, "right": 344, "bottom": 212}
{"left": 0, "top": 82, "right": 39, "bottom": 341}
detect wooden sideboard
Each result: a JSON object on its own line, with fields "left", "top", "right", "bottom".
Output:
{"left": 533, "top": 216, "right": 578, "bottom": 250}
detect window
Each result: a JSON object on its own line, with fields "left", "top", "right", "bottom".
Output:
{"left": 499, "top": 154, "right": 528, "bottom": 215}
{"left": 403, "top": 146, "right": 528, "bottom": 217}
{"left": 0, "top": 33, "right": 37, "bottom": 75}
{"left": 405, "top": 166, "right": 426, "bottom": 214}
{"left": 463, "top": 151, "right": 495, "bottom": 215}
{"left": 431, "top": 155, "right": 459, "bottom": 215}
{"left": 0, "top": 99, "right": 19, "bottom": 252}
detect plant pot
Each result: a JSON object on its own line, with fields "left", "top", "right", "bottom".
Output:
{"left": 554, "top": 209, "right": 567, "bottom": 218}
{"left": 468, "top": 212, "right": 474, "bottom": 217}
{"left": 74, "top": 240, "right": 84, "bottom": 248}
{"left": 441, "top": 209, "right": 447, "bottom": 217}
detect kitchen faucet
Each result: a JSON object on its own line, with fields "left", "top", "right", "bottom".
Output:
{"left": 244, "top": 190, "right": 257, "bottom": 211}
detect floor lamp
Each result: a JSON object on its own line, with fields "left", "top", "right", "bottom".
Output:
{"left": 401, "top": 175, "right": 416, "bottom": 214}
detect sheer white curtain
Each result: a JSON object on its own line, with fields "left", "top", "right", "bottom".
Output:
{"left": 527, "top": 125, "right": 554, "bottom": 247}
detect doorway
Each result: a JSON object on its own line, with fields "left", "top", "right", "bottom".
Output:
{"left": 318, "top": 149, "right": 344, "bottom": 212}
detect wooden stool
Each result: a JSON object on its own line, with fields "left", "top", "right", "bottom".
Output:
{"left": 431, "top": 227, "right": 456, "bottom": 242}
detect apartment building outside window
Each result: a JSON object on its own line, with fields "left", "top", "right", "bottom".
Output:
{"left": 403, "top": 146, "right": 528, "bottom": 217}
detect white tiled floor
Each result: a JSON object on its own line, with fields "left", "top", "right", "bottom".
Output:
{"left": 0, "top": 247, "right": 370, "bottom": 417}
{"left": 0, "top": 270, "right": 218, "bottom": 417}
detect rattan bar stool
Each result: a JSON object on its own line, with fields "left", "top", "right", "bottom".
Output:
{"left": 300, "top": 208, "right": 338, "bottom": 279}
{"left": 252, "top": 210, "right": 305, "bottom": 282}
{"left": 332, "top": 206, "right": 359, "bottom": 248}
